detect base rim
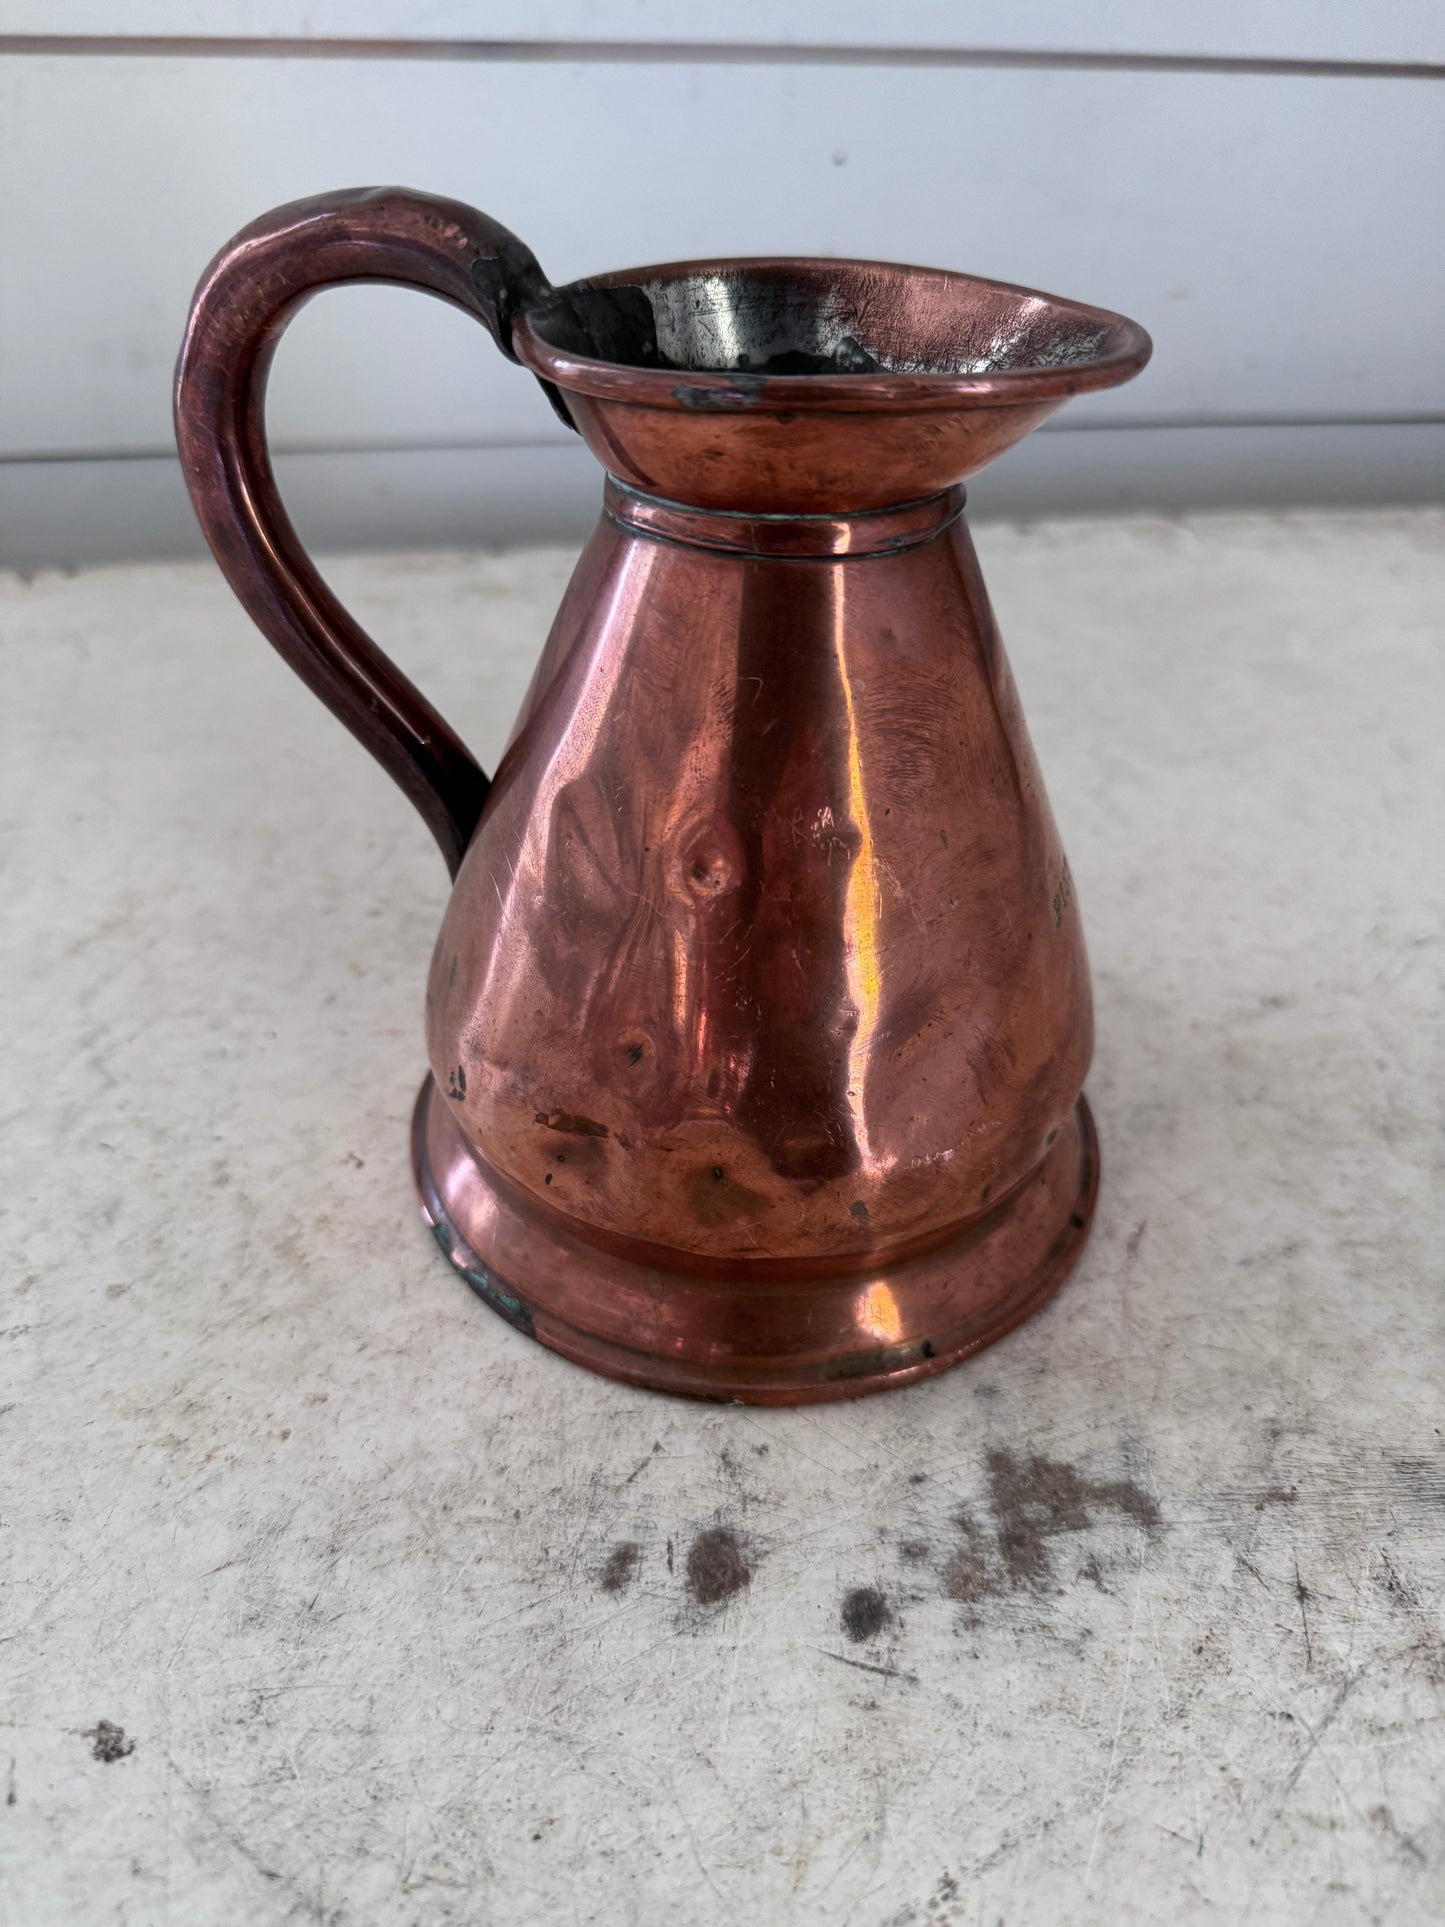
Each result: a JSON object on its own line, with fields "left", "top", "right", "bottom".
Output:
{"left": 411, "top": 1077, "right": 1098, "bottom": 1406}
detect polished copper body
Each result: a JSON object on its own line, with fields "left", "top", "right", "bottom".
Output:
{"left": 175, "top": 188, "right": 1151, "bottom": 1403}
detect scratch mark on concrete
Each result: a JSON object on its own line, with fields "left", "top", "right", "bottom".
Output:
{"left": 1281, "top": 1667, "right": 1365, "bottom": 1800}
{"left": 1084, "top": 1551, "right": 1145, "bottom": 1883}
{"left": 816, "top": 1647, "right": 919, "bottom": 1685}
{"left": 1293, "top": 1550, "right": 1314, "bottom": 1669}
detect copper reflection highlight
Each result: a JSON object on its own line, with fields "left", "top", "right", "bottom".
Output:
{"left": 857, "top": 1282, "right": 903, "bottom": 1347}
{"left": 831, "top": 562, "right": 885, "bottom": 1173}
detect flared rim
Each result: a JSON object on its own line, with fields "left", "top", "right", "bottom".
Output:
{"left": 514, "top": 255, "right": 1152, "bottom": 414}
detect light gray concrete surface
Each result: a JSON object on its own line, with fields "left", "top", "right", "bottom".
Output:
{"left": 1, "top": 511, "right": 1442, "bottom": 1925}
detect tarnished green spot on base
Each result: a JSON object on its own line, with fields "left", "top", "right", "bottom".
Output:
{"left": 429, "top": 1218, "right": 537, "bottom": 1338}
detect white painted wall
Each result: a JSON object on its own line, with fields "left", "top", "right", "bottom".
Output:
{"left": 2, "top": 8, "right": 1441, "bottom": 564}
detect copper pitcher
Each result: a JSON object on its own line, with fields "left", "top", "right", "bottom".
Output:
{"left": 176, "top": 188, "right": 1151, "bottom": 1404}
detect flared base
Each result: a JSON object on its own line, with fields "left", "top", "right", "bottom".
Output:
{"left": 411, "top": 1076, "right": 1098, "bottom": 1405}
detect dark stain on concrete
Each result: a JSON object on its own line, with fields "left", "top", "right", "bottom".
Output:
{"left": 623, "top": 1441, "right": 663, "bottom": 1486}
{"left": 600, "top": 1542, "right": 641, "bottom": 1594}
{"left": 988, "top": 1448, "right": 1160, "bottom": 1591}
{"left": 945, "top": 1448, "right": 1161, "bottom": 1602}
{"left": 943, "top": 1507, "right": 997, "bottom": 1605}
{"left": 1378, "top": 1549, "right": 1418, "bottom": 1607}
{"left": 686, "top": 1527, "right": 751, "bottom": 1606}
{"left": 86, "top": 1721, "right": 134, "bottom": 1764}
{"left": 1257, "top": 1485, "right": 1299, "bottom": 1508}
{"left": 841, "top": 1585, "right": 893, "bottom": 1643}
{"left": 1391, "top": 1456, "right": 1445, "bottom": 1512}
{"left": 1081, "top": 1553, "right": 1115, "bottom": 1592}
{"left": 1369, "top": 1804, "right": 1428, "bottom": 1867}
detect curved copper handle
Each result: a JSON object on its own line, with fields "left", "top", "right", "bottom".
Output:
{"left": 174, "top": 187, "right": 554, "bottom": 877}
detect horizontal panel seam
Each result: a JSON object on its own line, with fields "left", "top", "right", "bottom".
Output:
{"left": 2, "top": 36, "right": 1443, "bottom": 80}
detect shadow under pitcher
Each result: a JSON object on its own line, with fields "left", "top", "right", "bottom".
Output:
{"left": 175, "top": 188, "right": 1151, "bottom": 1404}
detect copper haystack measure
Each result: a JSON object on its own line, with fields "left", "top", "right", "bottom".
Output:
{"left": 176, "top": 188, "right": 1151, "bottom": 1403}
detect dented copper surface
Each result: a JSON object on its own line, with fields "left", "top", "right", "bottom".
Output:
{"left": 175, "top": 187, "right": 1150, "bottom": 1402}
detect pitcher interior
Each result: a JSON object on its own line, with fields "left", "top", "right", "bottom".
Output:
{"left": 526, "top": 261, "right": 1126, "bottom": 381}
